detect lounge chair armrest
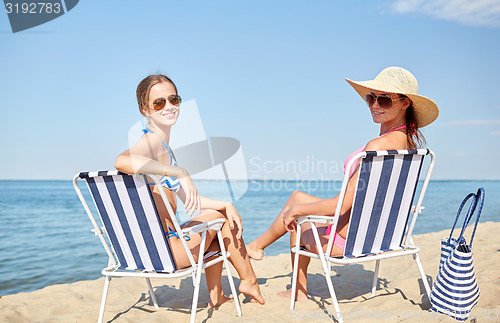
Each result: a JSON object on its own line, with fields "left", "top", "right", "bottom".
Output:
{"left": 182, "top": 218, "right": 226, "bottom": 234}
{"left": 295, "top": 215, "right": 335, "bottom": 225}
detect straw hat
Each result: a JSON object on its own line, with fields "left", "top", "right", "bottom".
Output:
{"left": 345, "top": 66, "right": 439, "bottom": 127}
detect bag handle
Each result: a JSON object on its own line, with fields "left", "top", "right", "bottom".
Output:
{"left": 448, "top": 192, "right": 476, "bottom": 241}
{"left": 465, "top": 188, "right": 485, "bottom": 247}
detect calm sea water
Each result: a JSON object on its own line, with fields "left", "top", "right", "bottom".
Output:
{"left": 0, "top": 179, "right": 499, "bottom": 296}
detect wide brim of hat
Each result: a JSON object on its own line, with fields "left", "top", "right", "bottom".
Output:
{"left": 345, "top": 78, "right": 439, "bottom": 128}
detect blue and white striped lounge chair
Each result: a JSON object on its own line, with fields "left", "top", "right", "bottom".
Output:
{"left": 73, "top": 171, "right": 242, "bottom": 323}
{"left": 290, "top": 149, "right": 436, "bottom": 323}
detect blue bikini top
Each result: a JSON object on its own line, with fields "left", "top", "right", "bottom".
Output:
{"left": 142, "top": 129, "right": 182, "bottom": 193}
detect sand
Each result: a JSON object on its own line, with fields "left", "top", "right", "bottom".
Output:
{"left": 1, "top": 222, "right": 499, "bottom": 323}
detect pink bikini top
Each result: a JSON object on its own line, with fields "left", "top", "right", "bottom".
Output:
{"left": 344, "top": 125, "right": 407, "bottom": 178}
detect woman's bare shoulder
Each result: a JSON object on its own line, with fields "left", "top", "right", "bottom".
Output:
{"left": 128, "top": 133, "right": 165, "bottom": 156}
{"left": 364, "top": 133, "right": 407, "bottom": 151}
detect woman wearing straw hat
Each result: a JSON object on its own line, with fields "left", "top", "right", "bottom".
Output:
{"left": 247, "top": 66, "right": 439, "bottom": 300}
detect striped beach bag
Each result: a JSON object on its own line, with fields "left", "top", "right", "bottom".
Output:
{"left": 430, "top": 188, "right": 485, "bottom": 321}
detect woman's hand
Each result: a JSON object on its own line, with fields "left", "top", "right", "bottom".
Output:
{"left": 224, "top": 203, "right": 243, "bottom": 239}
{"left": 177, "top": 171, "right": 201, "bottom": 217}
{"left": 282, "top": 206, "right": 298, "bottom": 232}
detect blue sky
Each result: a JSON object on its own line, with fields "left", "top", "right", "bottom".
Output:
{"left": 1, "top": 0, "right": 499, "bottom": 180}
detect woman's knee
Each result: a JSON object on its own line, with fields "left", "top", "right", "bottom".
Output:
{"left": 194, "top": 209, "right": 225, "bottom": 222}
{"left": 301, "top": 227, "right": 328, "bottom": 253}
{"left": 290, "top": 190, "right": 306, "bottom": 202}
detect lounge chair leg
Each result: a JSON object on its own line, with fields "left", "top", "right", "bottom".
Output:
{"left": 311, "top": 224, "right": 343, "bottom": 323}
{"left": 413, "top": 253, "right": 431, "bottom": 301}
{"left": 98, "top": 276, "right": 111, "bottom": 323}
{"left": 223, "top": 259, "right": 242, "bottom": 317}
{"left": 190, "top": 231, "right": 207, "bottom": 323}
{"left": 322, "top": 261, "right": 342, "bottom": 322}
{"left": 218, "top": 232, "right": 242, "bottom": 316}
{"left": 190, "top": 270, "right": 202, "bottom": 323}
{"left": 145, "top": 278, "right": 159, "bottom": 310}
{"left": 289, "top": 249, "right": 300, "bottom": 311}
{"left": 371, "top": 260, "right": 380, "bottom": 298}
{"left": 290, "top": 226, "right": 302, "bottom": 311}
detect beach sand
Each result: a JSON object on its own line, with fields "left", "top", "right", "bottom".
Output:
{"left": 1, "top": 222, "right": 499, "bottom": 323}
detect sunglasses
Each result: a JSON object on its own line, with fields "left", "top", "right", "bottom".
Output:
{"left": 152, "top": 95, "right": 182, "bottom": 111}
{"left": 365, "top": 93, "right": 406, "bottom": 109}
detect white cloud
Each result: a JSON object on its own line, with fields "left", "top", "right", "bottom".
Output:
{"left": 392, "top": 0, "right": 500, "bottom": 28}
{"left": 490, "top": 130, "right": 500, "bottom": 135}
{"left": 432, "top": 119, "right": 500, "bottom": 126}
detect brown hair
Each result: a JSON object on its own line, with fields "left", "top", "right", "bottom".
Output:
{"left": 136, "top": 74, "right": 178, "bottom": 116}
{"left": 404, "top": 98, "right": 426, "bottom": 148}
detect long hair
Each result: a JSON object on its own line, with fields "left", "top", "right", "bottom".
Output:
{"left": 405, "top": 100, "right": 426, "bottom": 148}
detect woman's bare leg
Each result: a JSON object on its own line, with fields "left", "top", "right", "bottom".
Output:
{"left": 277, "top": 224, "right": 310, "bottom": 300}
{"left": 278, "top": 223, "right": 341, "bottom": 300}
{"left": 170, "top": 210, "right": 224, "bottom": 268}
{"left": 169, "top": 210, "right": 264, "bottom": 306}
{"left": 178, "top": 209, "right": 265, "bottom": 305}
{"left": 169, "top": 211, "right": 230, "bottom": 306}
{"left": 204, "top": 256, "right": 233, "bottom": 307}
{"left": 247, "top": 190, "right": 322, "bottom": 260}
{"left": 217, "top": 210, "right": 265, "bottom": 304}
{"left": 277, "top": 254, "right": 310, "bottom": 300}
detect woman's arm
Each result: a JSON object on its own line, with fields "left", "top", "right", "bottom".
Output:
{"left": 115, "top": 135, "right": 201, "bottom": 214}
{"left": 176, "top": 190, "right": 243, "bottom": 238}
{"left": 115, "top": 150, "right": 186, "bottom": 177}
{"left": 202, "top": 196, "right": 243, "bottom": 239}
{"left": 282, "top": 166, "right": 360, "bottom": 232}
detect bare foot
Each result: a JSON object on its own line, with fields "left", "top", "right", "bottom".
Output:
{"left": 239, "top": 279, "right": 265, "bottom": 304}
{"left": 208, "top": 295, "right": 234, "bottom": 308}
{"left": 246, "top": 242, "right": 264, "bottom": 261}
{"left": 277, "top": 289, "right": 308, "bottom": 301}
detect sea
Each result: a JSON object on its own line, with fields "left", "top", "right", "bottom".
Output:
{"left": 0, "top": 179, "right": 499, "bottom": 296}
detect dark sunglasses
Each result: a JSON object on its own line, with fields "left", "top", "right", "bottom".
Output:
{"left": 152, "top": 95, "right": 182, "bottom": 111}
{"left": 365, "top": 93, "right": 406, "bottom": 109}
